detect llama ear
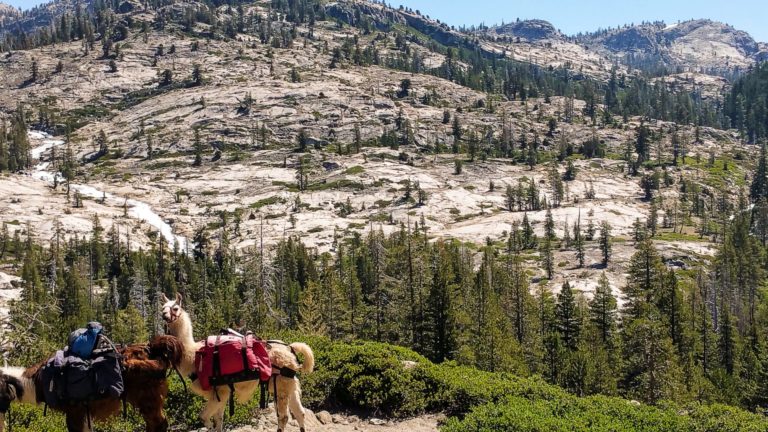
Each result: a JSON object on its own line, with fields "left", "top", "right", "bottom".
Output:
{"left": 161, "top": 293, "right": 170, "bottom": 304}
{"left": 175, "top": 292, "right": 182, "bottom": 306}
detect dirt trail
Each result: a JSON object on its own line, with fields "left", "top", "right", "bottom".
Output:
{"left": 228, "top": 408, "right": 442, "bottom": 432}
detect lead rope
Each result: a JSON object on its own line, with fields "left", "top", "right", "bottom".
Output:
{"left": 8, "top": 405, "right": 11, "bottom": 432}
{"left": 174, "top": 366, "right": 187, "bottom": 392}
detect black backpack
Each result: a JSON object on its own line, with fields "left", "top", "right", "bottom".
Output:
{"left": 41, "top": 324, "right": 124, "bottom": 408}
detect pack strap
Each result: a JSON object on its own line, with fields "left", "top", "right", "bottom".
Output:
{"left": 228, "top": 383, "right": 235, "bottom": 417}
{"left": 272, "top": 367, "right": 297, "bottom": 379}
{"left": 259, "top": 381, "right": 268, "bottom": 409}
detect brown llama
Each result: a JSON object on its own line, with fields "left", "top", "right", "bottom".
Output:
{"left": 0, "top": 335, "right": 183, "bottom": 432}
{"left": 160, "top": 293, "right": 315, "bottom": 432}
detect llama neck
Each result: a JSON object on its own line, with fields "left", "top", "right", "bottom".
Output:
{"left": 169, "top": 311, "right": 196, "bottom": 348}
{"left": 167, "top": 312, "right": 198, "bottom": 376}
{"left": 0, "top": 367, "right": 38, "bottom": 406}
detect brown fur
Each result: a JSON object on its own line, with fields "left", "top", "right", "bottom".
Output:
{"left": 12, "top": 335, "right": 183, "bottom": 432}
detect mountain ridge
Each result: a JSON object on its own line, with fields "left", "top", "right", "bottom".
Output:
{"left": 1, "top": 0, "right": 764, "bottom": 78}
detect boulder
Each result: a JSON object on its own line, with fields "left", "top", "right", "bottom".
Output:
{"left": 316, "top": 410, "right": 333, "bottom": 425}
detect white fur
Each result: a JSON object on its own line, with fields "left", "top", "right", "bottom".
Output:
{"left": 161, "top": 296, "right": 313, "bottom": 432}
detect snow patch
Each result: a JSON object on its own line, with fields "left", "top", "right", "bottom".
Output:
{"left": 28, "top": 131, "right": 189, "bottom": 251}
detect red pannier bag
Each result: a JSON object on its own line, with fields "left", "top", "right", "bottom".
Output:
{"left": 195, "top": 329, "right": 272, "bottom": 392}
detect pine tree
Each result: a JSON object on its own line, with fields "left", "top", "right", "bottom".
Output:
{"left": 556, "top": 281, "right": 581, "bottom": 350}
{"left": 622, "top": 317, "right": 685, "bottom": 403}
{"left": 589, "top": 273, "right": 617, "bottom": 344}
{"left": 160, "top": 69, "right": 173, "bottom": 86}
{"left": 192, "top": 64, "right": 204, "bottom": 86}
{"left": 599, "top": 221, "right": 612, "bottom": 266}
{"left": 635, "top": 122, "right": 651, "bottom": 163}
{"left": 564, "top": 160, "right": 577, "bottom": 180}
{"left": 521, "top": 213, "right": 536, "bottom": 249}
{"left": 751, "top": 142, "right": 768, "bottom": 202}
{"left": 426, "top": 242, "right": 455, "bottom": 362}
{"left": 298, "top": 281, "right": 327, "bottom": 335}
{"left": 574, "top": 212, "right": 585, "bottom": 268}
{"left": 296, "top": 155, "right": 310, "bottom": 191}
{"left": 192, "top": 128, "right": 203, "bottom": 166}
{"left": 113, "top": 305, "right": 149, "bottom": 344}
{"left": 585, "top": 218, "right": 595, "bottom": 241}
{"left": 8, "top": 107, "right": 31, "bottom": 171}
{"left": 146, "top": 134, "right": 154, "bottom": 160}
{"left": 545, "top": 207, "right": 556, "bottom": 240}
{"left": 504, "top": 185, "right": 515, "bottom": 212}
{"left": 719, "top": 307, "right": 736, "bottom": 375}
{"left": 624, "top": 239, "right": 665, "bottom": 320}
{"left": 0, "top": 122, "right": 7, "bottom": 172}
{"left": 647, "top": 200, "right": 658, "bottom": 237}
{"left": 21, "top": 228, "right": 43, "bottom": 304}
{"left": 540, "top": 236, "right": 554, "bottom": 279}
{"left": 30, "top": 59, "right": 38, "bottom": 83}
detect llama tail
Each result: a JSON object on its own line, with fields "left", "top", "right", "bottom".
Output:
{"left": 290, "top": 342, "right": 315, "bottom": 374}
{"left": 149, "top": 335, "right": 185, "bottom": 369}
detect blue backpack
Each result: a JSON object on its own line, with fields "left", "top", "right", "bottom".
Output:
{"left": 67, "top": 322, "right": 103, "bottom": 359}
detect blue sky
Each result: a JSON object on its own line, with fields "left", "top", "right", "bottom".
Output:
{"left": 3, "top": 0, "right": 767, "bottom": 41}
{"left": 397, "top": 0, "right": 768, "bottom": 41}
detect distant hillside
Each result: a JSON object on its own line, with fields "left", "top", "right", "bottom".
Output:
{"left": 481, "top": 17, "right": 766, "bottom": 77}
{"left": 0, "top": 2, "right": 20, "bottom": 25}
{"left": 579, "top": 19, "right": 768, "bottom": 74}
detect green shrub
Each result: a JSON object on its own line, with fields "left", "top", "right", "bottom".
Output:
{"left": 306, "top": 341, "right": 429, "bottom": 417}
{"left": 441, "top": 395, "right": 768, "bottom": 432}
{"left": 416, "top": 362, "right": 566, "bottom": 415}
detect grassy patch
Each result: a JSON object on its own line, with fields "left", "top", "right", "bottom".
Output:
{"left": 147, "top": 160, "right": 187, "bottom": 170}
{"left": 249, "top": 196, "right": 286, "bottom": 209}
{"left": 307, "top": 179, "right": 366, "bottom": 192}
{"left": 344, "top": 165, "right": 365, "bottom": 175}
{"left": 654, "top": 231, "right": 702, "bottom": 242}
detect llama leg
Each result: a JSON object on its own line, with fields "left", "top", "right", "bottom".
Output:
{"left": 137, "top": 402, "right": 168, "bottom": 432}
{"left": 276, "top": 394, "right": 290, "bottom": 432}
{"left": 200, "top": 399, "right": 217, "bottom": 429}
{"left": 288, "top": 382, "right": 307, "bottom": 432}
{"left": 65, "top": 411, "right": 88, "bottom": 432}
{"left": 212, "top": 407, "right": 225, "bottom": 432}
{"left": 201, "top": 390, "right": 227, "bottom": 431}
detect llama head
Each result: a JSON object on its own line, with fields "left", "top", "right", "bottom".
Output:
{"left": 161, "top": 292, "right": 184, "bottom": 324}
{"left": 0, "top": 372, "right": 23, "bottom": 415}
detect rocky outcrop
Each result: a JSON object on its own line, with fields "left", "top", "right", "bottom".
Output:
{"left": 0, "top": 2, "right": 19, "bottom": 18}
{"left": 326, "top": 1, "right": 406, "bottom": 31}
{"left": 493, "top": 19, "right": 561, "bottom": 42}
{"left": 326, "top": 1, "right": 468, "bottom": 49}
{"left": 581, "top": 19, "right": 764, "bottom": 74}
{"left": 0, "top": 2, "right": 20, "bottom": 27}
{"left": 602, "top": 26, "right": 657, "bottom": 52}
